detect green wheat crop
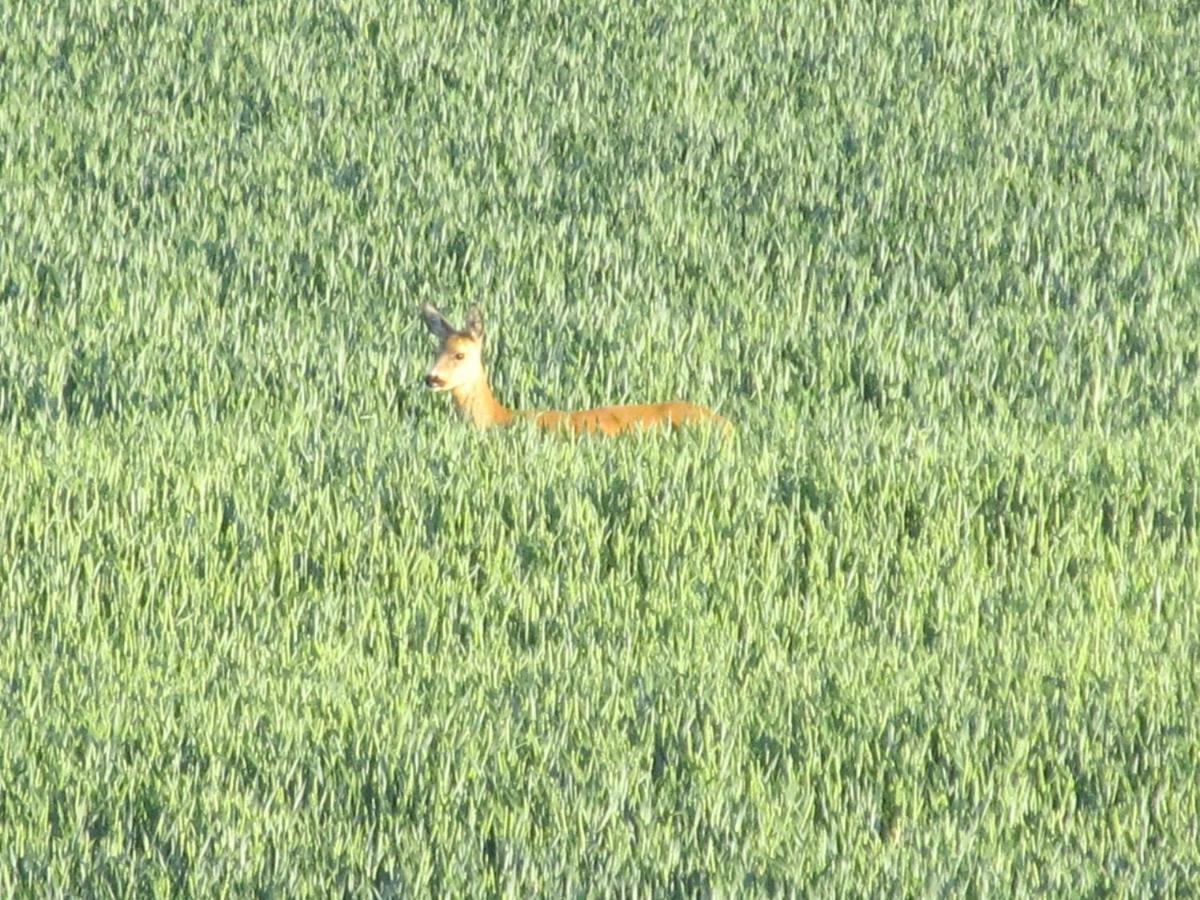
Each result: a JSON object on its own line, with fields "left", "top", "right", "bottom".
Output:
{"left": 2, "top": 0, "right": 1199, "bottom": 894}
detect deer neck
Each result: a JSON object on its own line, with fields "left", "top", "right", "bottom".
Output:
{"left": 451, "top": 374, "right": 514, "bottom": 429}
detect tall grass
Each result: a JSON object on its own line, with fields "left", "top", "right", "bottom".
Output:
{"left": 2, "top": 0, "right": 1199, "bottom": 893}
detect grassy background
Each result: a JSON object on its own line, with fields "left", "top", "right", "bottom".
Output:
{"left": 3, "top": 0, "right": 1199, "bottom": 893}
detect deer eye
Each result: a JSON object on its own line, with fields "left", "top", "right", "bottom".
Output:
{"left": 454, "top": 352, "right": 465, "bottom": 361}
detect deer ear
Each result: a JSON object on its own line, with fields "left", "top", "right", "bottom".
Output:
{"left": 420, "top": 304, "right": 454, "bottom": 339}
{"left": 464, "top": 306, "right": 484, "bottom": 340}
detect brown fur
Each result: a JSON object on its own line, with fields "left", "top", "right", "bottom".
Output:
{"left": 420, "top": 304, "right": 731, "bottom": 436}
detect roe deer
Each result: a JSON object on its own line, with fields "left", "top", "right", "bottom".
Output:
{"left": 420, "top": 304, "right": 731, "bottom": 436}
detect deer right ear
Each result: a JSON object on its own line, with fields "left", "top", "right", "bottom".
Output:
{"left": 464, "top": 306, "right": 484, "bottom": 341}
{"left": 420, "top": 304, "right": 454, "bottom": 339}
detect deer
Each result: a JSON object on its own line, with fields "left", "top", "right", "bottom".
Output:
{"left": 419, "top": 304, "right": 731, "bottom": 436}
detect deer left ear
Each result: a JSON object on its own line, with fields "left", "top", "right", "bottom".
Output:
{"left": 464, "top": 306, "right": 484, "bottom": 340}
{"left": 420, "top": 303, "right": 454, "bottom": 339}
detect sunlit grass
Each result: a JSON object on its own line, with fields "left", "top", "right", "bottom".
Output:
{"left": 2, "top": 0, "right": 1199, "bottom": 893}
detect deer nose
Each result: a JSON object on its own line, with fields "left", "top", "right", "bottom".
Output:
{"left": 425, "top": 374, "right": 444, "bottom": 388}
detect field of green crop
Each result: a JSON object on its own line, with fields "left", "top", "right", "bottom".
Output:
{"left": 3, "top": 0, "right": 1200, "bottom": 893}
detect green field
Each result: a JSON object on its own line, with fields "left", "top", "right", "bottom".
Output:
{"left": 3, "top": 0, "right": 1200, "bottom": 893}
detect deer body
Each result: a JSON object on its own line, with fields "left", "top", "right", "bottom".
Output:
{"left": 420, "top": 304, "right": 730, "bottom": 436}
